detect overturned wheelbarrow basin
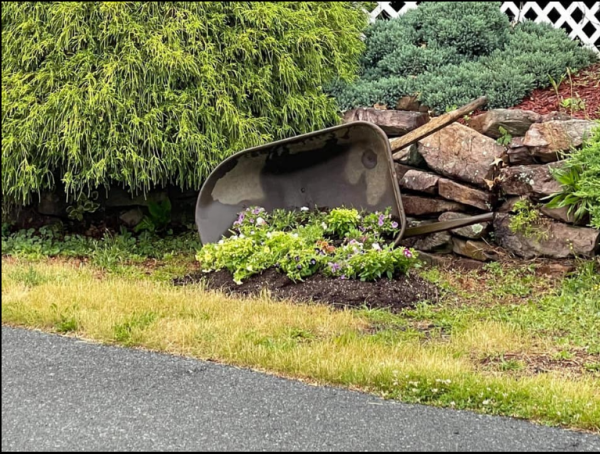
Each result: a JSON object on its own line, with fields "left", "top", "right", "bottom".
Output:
{"left": 196, "top": 121, "right": 406, "bottom": 245}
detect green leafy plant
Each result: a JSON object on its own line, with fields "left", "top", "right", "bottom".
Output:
{"left": 550, "top": 67, "right": 587, "bottom": 115}
{"left": 2, "top": 2, "right": 367, "bottom": 207}
{"left": 548, "top": 72, "right": 566, "bottom": 99}
{"left": 66, "top": 192, "right": 100, "bottom": 222}
{"left": 560, "top": 96, "right": 585, "bottom": 113}
{"left": 546, "top": 124, "right": 600, "bottom": 228}
{"left": 134, "top": 199, "right": 172, "bottom": 233}
{"left": 509, "top": 199, "right": 549, "bottom": 241}
{"left": 496, "top": 126, "right": 513, "bottom": 147}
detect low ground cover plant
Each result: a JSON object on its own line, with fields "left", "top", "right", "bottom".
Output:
{"left": 2, "top": 224, "right": 202, "bottom": 270}
{"left": 197, "top": 206, "right": 418, "bottom": 283}
{"left": 330, "top": 2, "right": 598, "bottom": 113}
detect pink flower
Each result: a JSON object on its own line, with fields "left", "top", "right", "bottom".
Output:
{"left": 403, "top": 248, "right": 413, "bottom": 258}
{"left": 391, "top": 221, "right": 398, "bottom": 229}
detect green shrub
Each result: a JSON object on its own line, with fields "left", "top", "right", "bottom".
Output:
{"left": 2, "top": 2, "right": 367, "bottom": 206}
{"left": 406, "top": 2, "right": 510, "bottom": 58}
{"left": 547, "top": 123, "right": 600, "bottom": 229}
{"left": 329, "top": 2, "right": 597, "bottom": 113}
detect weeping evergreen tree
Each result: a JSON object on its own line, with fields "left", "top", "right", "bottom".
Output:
{"left": 2, "top": 2, "right": 367, "bottom": 206}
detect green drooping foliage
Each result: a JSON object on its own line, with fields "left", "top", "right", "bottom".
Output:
{"left": 547, "top": 123, "right": 600, "bottom": 229}
{"left": 2, "top": 2, "right": 367, "bottom": 206}
{"left": 330, "top": 2, "right": 598, "bottom": 113}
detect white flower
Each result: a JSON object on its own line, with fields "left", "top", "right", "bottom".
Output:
{"left": 292, "top": 233, "right": 298, "bottom": 238}
{"left": 300, "top": 206, "right": 309, "bottom": 212}
{"left": 321, "top": 222, "right": 328, "bottom": 229}
{"left": 231, "top": 235, "right": 238, "bottom": 240}
{"left": 218, "top": 240, "right": 224, "bottom": 244}
{"left": 239, "top": 233, "right": 245, "bottom": 239}
{"left": 256, "top": 217, "right": 266, "bottom": 226}
{"left": 266, "top": 232, "right": 272, "bottom": 238}
{"left": 251, "top": 231, "right": 255, "bottom": 235}
{"left": 372, "top": 243, "right": 381, "bottom": 251}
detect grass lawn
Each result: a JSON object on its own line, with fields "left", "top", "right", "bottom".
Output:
{"left": 2, "top": 242, "right": 599, "bottom": 432}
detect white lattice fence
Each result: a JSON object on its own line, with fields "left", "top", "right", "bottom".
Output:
{"left": 369, "top": 2, "right": 600, "bottom": 52}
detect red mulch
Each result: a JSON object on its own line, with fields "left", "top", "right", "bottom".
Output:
{"left": 511, "top": 64, "right": 600, "bottom": 119}
{"left": 464, "top": 63, "right": 600, "bottom": 121}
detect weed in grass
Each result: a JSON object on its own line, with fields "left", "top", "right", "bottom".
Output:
{"left": 584, "top": 362, "right": 600, "bottom": 374}
{"left": 8, "top": 266, "right": 48, "bottom": 287}
{"left": 55, "top": 316, "right": 78, "bottom": 334}
{"left": 113, "top": 311, "right": 159, "bottom": 346}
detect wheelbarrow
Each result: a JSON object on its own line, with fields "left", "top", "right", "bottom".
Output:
{"left": 196, "top": 96, "right": 494, "bottom": 245}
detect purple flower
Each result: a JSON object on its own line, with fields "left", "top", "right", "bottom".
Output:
{"left": 310, "top": 258, "right": 316, "bottom": 265}
{"left": 329, "top": 262, "right": 341, "bottom": 273}
{"left": 359, "top": 226, "right": 365, "bottom": 232}
{"left": 378, "top": 214, "right": 385, "bottom": 227}
{"left": 340, "top": 275, "right": 347, "bottom": 280}
{"left": 249, "top": 217, "right": 255, "bottom": 224}
{"left": 252, "top": 207, "right": 264, "bottom": 215}
{"left": 297, "top": 264, "right": 303, "bottom": 270}
{"left": 391, "top": 221, "right": 398, "bottom": 229}
{"left": 295, "top": 256, "right": 300, "bottom": 262}
{"left": 403, "top": 248, "right": 413, "bottom": 258}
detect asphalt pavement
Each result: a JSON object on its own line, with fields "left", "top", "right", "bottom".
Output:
{"left": 2, "top": 326, "right": 599, "bottom": 451}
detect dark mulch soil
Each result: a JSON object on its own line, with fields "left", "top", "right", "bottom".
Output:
{"left": 174, "top": 268, "right": 440, "bottom": 312}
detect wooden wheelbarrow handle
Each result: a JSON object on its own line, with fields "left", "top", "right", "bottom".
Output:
{"left": 390, "top": 96, "right": 488, "bottom": 159}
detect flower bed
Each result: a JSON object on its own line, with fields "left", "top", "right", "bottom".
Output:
{"left": 197, "top": 206, "right": 419, "bottom": 283}
{"left": 193, "top": 206, "right": 436, "bottom": 308}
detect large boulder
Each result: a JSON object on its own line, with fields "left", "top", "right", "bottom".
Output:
{"left": 343, "top": 108, "right": 429, "bottom": 136}
{"left": 394, "top": 163, "right": 417, "bottom": 182}
{"left": 438, "top": 212, "right": 490, "bottom": 239}
{"left": 499, "top": 163, "right": 563, "bottom": 198}
{"left": 416, "top": 123, "right": 507, "bottom": 189}
{"left": 470, "top": 109, "right": 541, "bottom": 138}
{"left": 401, "top": 194, "right": 469, "bottom": 216}
{"left": 523, "top": 120, "right": 597, "bottom": 162}
{"left": 493, "top": 213, "right": 599, "bottom": 259}
{"left": 400, "top": 170, "right": 440, "bottom": 195}
{"left": 438, "top": 179, "right": 492, "bottom": 211}
{"left": 507, "top": 147, "right": 536, "bottom": 166}
{"left": 451, "top": 237, "right": 499, "bottom": 262}
{"left": 400, "top": 220, "right": 453, "bottom": 253}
